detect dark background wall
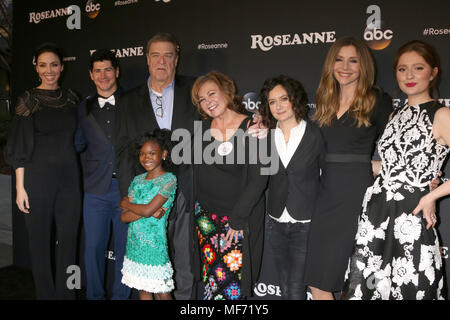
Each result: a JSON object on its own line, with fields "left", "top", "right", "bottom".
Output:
{"left": 12, "top": 0, "right": 450, "bottom": 299}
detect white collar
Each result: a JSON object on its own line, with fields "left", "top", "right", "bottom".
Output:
{"left": 274, "top": 120, "right": 307, "bottom": 168}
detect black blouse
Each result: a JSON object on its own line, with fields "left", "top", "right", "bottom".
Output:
{"left": 4, "top": 88, "right": 80, "bottom": 169}
{"left": 195, "top": 116, "right": 269, "bottom": 229}
{"left": 197, "top": 117, "right": 250, "bottom": 216}
{"left": 320, "top": 89, "right": 393, "bottom": 156}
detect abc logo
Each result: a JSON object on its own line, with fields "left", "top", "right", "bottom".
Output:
{"left": 364, "top": 25, "right": 393, "bottom": 50}
{"left": 364, "top": 28, "right": 393, "bottom": 41}
{"left": 242, "top": 92, "right": 261, "bottom": 112}
{"left": 364, "top": 5, "right": 393, "bottom": 51}
{"left": 85, "top": 0, "right": 101, "bottom": 19}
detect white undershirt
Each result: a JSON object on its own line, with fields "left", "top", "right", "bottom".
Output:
{"left": 269, "top": 120, "right": 311, "bottom": 224}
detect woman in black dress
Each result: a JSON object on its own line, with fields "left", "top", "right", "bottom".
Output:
{"left": 304, "top": 37, "right": 393, "bottom": 299}
{"left": 5, "top": 43, "right": 81, "bottom": 299}
{"left": 190, "top": 71, "right": 268, "bottom": 300}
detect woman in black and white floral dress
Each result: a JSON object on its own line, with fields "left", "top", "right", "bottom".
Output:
{"left": 342, "top": 40, "right": 450, "bottom": 300}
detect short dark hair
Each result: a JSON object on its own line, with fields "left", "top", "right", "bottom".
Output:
{"left": 259, "top": 75, "right": 309, "bottom": 129}
{"left": 33, "top": 42, "right": 64, "bottom": 65}
{"left": 133, "top": 129, "right": 174, "bottom": 173}
{"left": 146, "top": 32, "right": 180, "bottom": 56}
{"left": 89, "top": 49, "right": 119, "bottom": 71}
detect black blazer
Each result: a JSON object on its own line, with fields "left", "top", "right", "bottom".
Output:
{"left": 267, "top": 120, "right": 325, "bottom": 221}
{"left": 114, "top": 75, "right": 199, "bottom": 197}
{"left": 75, "top": 94, "right": 117, "bottom": 194}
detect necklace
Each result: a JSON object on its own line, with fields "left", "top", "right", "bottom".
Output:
{"left": 217, "top": 141, "right": 233, "bottom": 156}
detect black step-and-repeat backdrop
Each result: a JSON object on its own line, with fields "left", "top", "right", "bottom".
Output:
{"left": 12, "top": 0, "right": 450, "bottom": 299}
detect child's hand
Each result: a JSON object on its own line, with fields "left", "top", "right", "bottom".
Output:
{"left": 153, "top": 207, "right": 167, "bottom": 220}
{"left": 119, "top": 197, "right": 130, "bottom": 209}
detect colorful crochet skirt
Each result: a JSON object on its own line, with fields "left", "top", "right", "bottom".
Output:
{"left": 195, "top": 201, "right": 244, "bottom": 300}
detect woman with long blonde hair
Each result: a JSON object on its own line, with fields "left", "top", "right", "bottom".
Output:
{"left": 304, "top": 37, "right": 393, "bottom": 300}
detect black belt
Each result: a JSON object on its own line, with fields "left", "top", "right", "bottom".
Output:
{"left": 325, "top": 153, "right": 371, "bottom": 163}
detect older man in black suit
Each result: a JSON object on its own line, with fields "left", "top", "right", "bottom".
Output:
{"left": 115, "top": 32, "right": 199, "bottom": 299}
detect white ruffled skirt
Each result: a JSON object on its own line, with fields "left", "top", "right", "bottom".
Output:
{"left": 121, "top": 257, "right": 174, "bottom": 293}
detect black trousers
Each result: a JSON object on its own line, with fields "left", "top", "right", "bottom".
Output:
{"left": 24, "top": 179, "right": 81, "bottom": 300}
{"left": 167, "top": 190, "right": 195, "bottom": 299}
{"left": 267, "top": 217, "right": 310, "bottom": 300}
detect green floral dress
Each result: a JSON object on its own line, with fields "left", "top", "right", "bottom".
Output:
{"left": 121, "top": 172, "right": 177, "bottom": 293}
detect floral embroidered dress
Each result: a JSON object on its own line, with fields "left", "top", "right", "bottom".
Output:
{"left": 342, "top": 102, "right": 449, "bottom": 300}
{"left": 121, "top": 172, "right": 177, "bottom": 293}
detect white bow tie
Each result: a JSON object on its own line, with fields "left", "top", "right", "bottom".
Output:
{"left": 98, "top": 95, "right": 115, "bottom": 108}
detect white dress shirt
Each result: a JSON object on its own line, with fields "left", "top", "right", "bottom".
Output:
{"left": 269, "top": 120, "right": 311, "bottom": 224}
{"left": 148, "top": 77, "right": 175, "bottom": 130}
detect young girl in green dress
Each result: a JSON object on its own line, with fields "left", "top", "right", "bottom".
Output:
{"left": 119, "top": 129, "right": 177, "bottom": 300}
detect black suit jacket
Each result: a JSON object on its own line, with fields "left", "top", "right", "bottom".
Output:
{"left": 114, "top": 75, "right": 199, "bottom": 197}
{"left": 267, "top": 120, "right": 326, "bottom": 221}
{"left": 75, "top": 94, "right": 118, "bottom": 194}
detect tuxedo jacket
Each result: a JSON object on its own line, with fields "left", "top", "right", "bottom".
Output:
{"left": 114, "top": 75, "right": 199, "bottom": 197}
{"left": 267, "top": 120, "right": 326, "bottom": 221}
{"left": 75, "top": 94, "right": 119, "bottom": 194}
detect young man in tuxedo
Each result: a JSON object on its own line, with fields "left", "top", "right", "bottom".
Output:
{"left": 75, "top": 49, "right": 130, "bottom": 300}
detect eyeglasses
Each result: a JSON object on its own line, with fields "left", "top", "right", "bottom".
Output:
{"left": 154, "top": 95, "right": 163, "bottom": 118}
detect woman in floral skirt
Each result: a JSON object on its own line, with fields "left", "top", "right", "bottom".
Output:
{"left": 342, "top": 40, "right": 450, "bottom": 300}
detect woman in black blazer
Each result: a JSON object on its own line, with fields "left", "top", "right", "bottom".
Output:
{"left": 259, "top": 75, "right": 325, "bottom": 300}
